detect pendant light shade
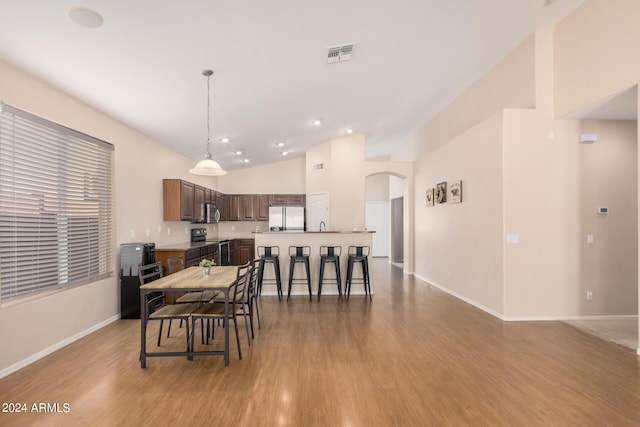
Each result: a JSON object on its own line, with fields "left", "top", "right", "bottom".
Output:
{"left": 190, "top": 69, "right": 227, "bottom": 176}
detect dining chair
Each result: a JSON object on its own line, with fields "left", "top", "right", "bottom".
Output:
{"left": 164, "top": 257, "right": 216, "bottom": 339}
{"left": 189, "top": 262, "right": 252, "bottom": 360}
{"left": 138, "top": 262, "right": 198, "bottom": 348}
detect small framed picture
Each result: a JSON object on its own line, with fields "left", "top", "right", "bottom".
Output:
{"left": 448, "top": 180, "right": 462, "bottom": 203}
{"left": 426, "top": 188, "right": 434, "bottom": 207}
{"left": 435, "top": 182, "right": 447, "bottom": 203}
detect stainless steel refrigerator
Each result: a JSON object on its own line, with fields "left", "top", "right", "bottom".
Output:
{"left": 269, "top": 206, "right": 305, "bottom": 231}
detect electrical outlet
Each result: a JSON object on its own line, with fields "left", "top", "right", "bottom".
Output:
{"left": 586, "top": 290, "right": 593, "bottom": 301}
{"left": 145, "top": 228, "right": 150, "bottom": 237}
{"left": 587, "top": 234, "right": 594, "bottom": 244}
{"left": 129, "top": 229, "right": 135, "bottom": 239}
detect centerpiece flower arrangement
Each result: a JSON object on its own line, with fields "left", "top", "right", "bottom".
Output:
{"left": 199, "top": 258, "right": 215, "bottom": 275}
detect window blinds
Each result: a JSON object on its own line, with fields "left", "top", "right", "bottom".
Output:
{"left": 0, "top": 103, "right": 114, "bottom": 303}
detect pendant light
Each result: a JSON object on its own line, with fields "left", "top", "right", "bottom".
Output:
{"left": 190, "top": 69, "right": 227, "bottom": 176}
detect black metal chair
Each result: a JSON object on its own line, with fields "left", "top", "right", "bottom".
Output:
{"left": 257, "top": 246, "right": 283, "bottom": 300}
{"left": 190, "top": 262, "right": 252, "bottom": 360}
{"left": 287, "top": 246, "right": 312, "bottom": 301}
{"left": 138, "top": 262, "right": 197, "bottom": 347}
{"left": 345, "top": 246, "right": 372, "bottom": 300}
{"left": 318, "top": 246, "right": 342, "bottom": 300}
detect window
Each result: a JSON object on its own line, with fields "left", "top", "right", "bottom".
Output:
{"left": 0, "top": 103, "right": 114, "bottom": 303}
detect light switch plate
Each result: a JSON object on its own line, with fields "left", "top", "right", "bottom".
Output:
{"left": 506, "top": 234, "right": 520, "bottom": 244}
{"left": 587, "top": 234, "right": 594, "bottom": 244}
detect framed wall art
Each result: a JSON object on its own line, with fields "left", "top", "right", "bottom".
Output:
{"left": 448, "top": 180, "right": 462, "bottom": 203}
{"left": 426, "top": 188, "right": 434, "bottom": 207}
{"left": 435, "top": 182, "right": 447, "bottom": 204}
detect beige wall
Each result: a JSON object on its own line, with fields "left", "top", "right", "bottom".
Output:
{"left": 409, "top": 1, "right": 639, "bottom": 323}
{"left": 0, "top": 60, "right": 213, "bottom": 375}
{"left": 306, "top": 134, "right": 367, "bottom": 231}
{"left": 217, "top": 157, "right": 305, "bottom": 194}
{"left": 554, "top": 0, "right": 640, "bottom": 117}
{"left": 365, "top": 174, "right": 390, "bottom": 202}
{"left": 414, "top": 112, "right": 505, "bottom": 315}
{"left": 578, "top": 120, "right": 638, "bottom": 315}
{"left": 393, "top": 33, "right": 536, "bottom": 162}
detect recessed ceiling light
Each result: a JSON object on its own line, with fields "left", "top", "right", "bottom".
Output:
{"left": 282, "top": 151, "right": 289, "bottom": 156}
{"left": 220, "top": 137, "right": 230, "bottom": 143}
{"left": 67, "top": 7, "right": 104, "bottom": 28}
{"left": 242, "top": 159, "right": 250, "bottom": 163}
{"left": 234, "top": 150, "right": 243, "bottom": 155}
{"left": 346, "top": 128, "right": 354, "bottom": 134}
{"left": 312, "top": 119, "right": 322, "bottom": 126}
{"left": 277, "top": 142, "right": 285, "bottom": 147}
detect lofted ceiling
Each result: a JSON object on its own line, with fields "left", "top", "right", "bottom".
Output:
{"left": 0, "top": 0, "right": 585, "bottom": 171}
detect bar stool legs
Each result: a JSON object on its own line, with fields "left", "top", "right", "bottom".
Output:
{"left": 345, "top": 246, "right": 372, "bottom": 300}
{"left": 318, "top": 246, "right": 342, "bottom": 300}
{"left": 257, "top": 246, "right": 282, "bottom": 301}
{"left": 287, "top": 246, "right": 312, "bottom": 301}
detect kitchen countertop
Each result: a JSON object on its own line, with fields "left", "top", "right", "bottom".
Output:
{"left": 156, "top": 238, "right": 254, "bottom": 251}
{"left": 252, "top": 230, "right": 375, "bottom": 234}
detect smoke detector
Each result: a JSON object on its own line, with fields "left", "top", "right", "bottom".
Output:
{"left": 327, "top": 43, "right": 356, "bottom": 64}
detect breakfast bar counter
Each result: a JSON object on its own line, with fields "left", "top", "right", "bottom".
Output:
{"left": 253, "top": 231, "right": 374, "bottom": 297}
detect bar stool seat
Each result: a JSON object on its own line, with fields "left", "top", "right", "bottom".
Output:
{"left": 257, "top": 246, "right": 283, "bottom": 301}
{"left": 318, "top": 246, "right": 342, "bottom": 300}
{"left": 287, "top": 246, "right": 312, "bottom": 301}
{"left": 345, "top": 246, "right": 372, "bottom": 300}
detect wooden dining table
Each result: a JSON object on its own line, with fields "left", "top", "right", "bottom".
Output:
{"left": 139, "top": 265, "right": 238, "bottom": 367}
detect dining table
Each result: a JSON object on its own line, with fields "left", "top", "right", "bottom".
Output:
{"left": 139, "top": 265, "right": 239, "bottom": 367}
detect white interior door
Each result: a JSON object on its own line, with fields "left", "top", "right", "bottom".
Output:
{"left": 366, "top": 202, "right": 389, "bottom": 257}
{"left": 307, "top": 192, "right": 329, "bottom": 231}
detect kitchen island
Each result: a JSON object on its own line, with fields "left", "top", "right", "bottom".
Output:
{"left": 253, "top": 231, "right": 375, "bottom": 297}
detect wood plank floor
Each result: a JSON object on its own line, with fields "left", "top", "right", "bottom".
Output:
{"left": 1, "top": 259, "right": 639, "bottom": 426}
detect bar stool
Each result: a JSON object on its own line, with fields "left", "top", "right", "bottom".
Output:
{"left": 257, "top": 246, "right": 283, "bottom": 301}
{"left": 345, "top": 246, "right": 372, "bottom": 300}
{"left": 287, "top": 246, "right": 312, "bottom": 301}
{"left": 318, "top": 246, "right": 342, "bottom": 300}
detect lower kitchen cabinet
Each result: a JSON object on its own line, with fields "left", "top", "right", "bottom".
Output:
{"left": 234, "top": 239, "right": 255, "bottom": 266}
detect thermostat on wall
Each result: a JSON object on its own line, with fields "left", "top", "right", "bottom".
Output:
{"left": 597, "top": 207, "right": 609, "bottom": 214}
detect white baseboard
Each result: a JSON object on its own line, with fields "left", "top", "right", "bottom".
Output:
{"left": 0, "top": 314, "right": 120, "bottom": 380}
{"left": 413, "top": 273, "right": 506, "bottom": 320}
{"left": 413, "top": 274, "right": 640, "bottom": 323}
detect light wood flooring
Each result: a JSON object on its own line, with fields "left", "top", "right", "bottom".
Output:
{"left": 1, "top": 259, "right": 640, "bottom": 426}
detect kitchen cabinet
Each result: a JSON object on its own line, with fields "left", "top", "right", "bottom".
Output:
{"left": 215, "top": 191, "right": 227, "bottom": 221}
{"left": 234, "top": 239, "right": 255, "bottom": 266}
{"left": 163, "top": 179, "right": 195, "bottom": 221}
{"left": 287, "top": 194, "right": 305, "bottom": 206}
{"left": 241, "top": 195, "right": 256, "bottom": 221}
{"left": 242, "top": 195, "right": 256, "bottom": 220}
{"left": 227, "top": 195, "right": 241, "bottom": 221}
{"left": 205, "top": 189, "right": 212, "bottom": 204}
{"left": 269, "top": 194, "right": 287, "bottom": 206}
{"left": 268, "top": 194, "right": 305, "bottom": 207}
{"left": 194, "top": 185, "right": 206, "bottom": 223}
{"left": 256, "top": 195, "right": 269, "bottom": 221}
{"left": 156, "top": 244, "right": 219, "bottom": 273}
{"left": 229, "top": 240, "right": 236, "bottom": 265}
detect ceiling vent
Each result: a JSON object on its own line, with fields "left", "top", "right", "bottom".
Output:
{"left": 327, "top": 43, "right": 355, "bottom": 64}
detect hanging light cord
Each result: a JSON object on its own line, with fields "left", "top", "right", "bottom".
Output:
{"left": 203, "top": 69, "right": 213, "bottom": 159}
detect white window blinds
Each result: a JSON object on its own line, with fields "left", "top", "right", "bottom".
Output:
{"left": 0, "top": 103, "right": 114, "bottom": 303}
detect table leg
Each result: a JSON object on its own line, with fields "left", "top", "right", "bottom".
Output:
{"left": 140, "top": 290, "right": 147, "bottom": 368}
{"left": 224, "top": 288, "right": 230, "bottom": 366}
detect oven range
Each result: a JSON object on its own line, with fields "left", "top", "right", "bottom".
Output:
{"left": 191, "top": 228, "right": 230, "bottom": 266}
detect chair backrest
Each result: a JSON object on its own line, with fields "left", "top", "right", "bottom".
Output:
{"left": 231, "top": 261, "right": 252, "bottom": 306}
{"left": 289, "top": 246, "right": 310, "bottom": 257}
{"left": 348, "top": 246, "right": 370, "bottom": 257}
{"left": 257, "top": 246, "right": 279, "bottom": 258}
{"left": 320, "top": 246, "right": 341, "bottom": 257}
{"left": 167, "top": 257, "right": 185, "bottom": 274}
{"left": 138, "top": 262, "right": 163, "bottom": 285}
{"left": 247, "top": 258, "right": 261, "bottom": 300}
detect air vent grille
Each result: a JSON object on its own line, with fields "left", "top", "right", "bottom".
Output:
{"left": 327, "top": 43, "right": 355, "bottom": 64}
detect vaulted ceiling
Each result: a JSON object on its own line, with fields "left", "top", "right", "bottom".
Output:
{"left": 0, "top": 0, "right": 586, "bottom": 171}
